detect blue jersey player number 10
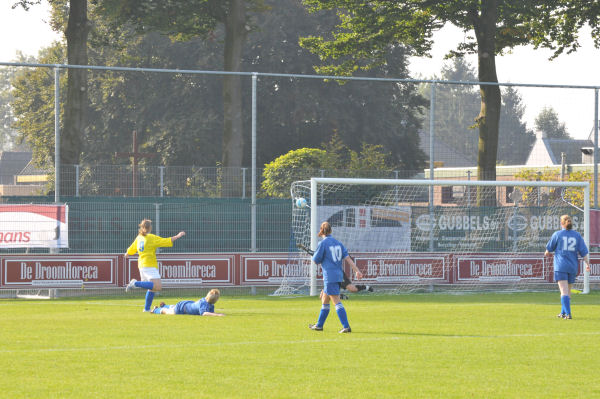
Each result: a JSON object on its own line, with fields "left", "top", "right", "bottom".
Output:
{"left": 308, "top": 221, "right": 363, "bottom": 333}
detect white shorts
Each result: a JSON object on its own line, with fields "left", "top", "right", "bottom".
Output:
{"left": 139, "top": 267, "right": 161, "bottom": 281}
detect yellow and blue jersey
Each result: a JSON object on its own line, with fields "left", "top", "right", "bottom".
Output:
{"left": 126, "top": 233, "right": 173, "bottom": 269}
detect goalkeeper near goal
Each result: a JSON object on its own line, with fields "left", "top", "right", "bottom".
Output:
{"left": 309, "top": 221, "right": 360, "bottom": 333}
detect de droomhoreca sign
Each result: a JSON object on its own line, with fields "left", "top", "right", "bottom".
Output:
{"left": 126, "top": 254, "right": 235, "bottom": 286}
{"left": 0, "top": 204, "right": 68, "bottom": 248}
{"left": 456, "top": 255, "right": 547, "bottom": 282}
{"left": 2, "top": 255, "right": 117, "bottom": 287}
{"left": 241, "top": 254, "right": 317, "bottom": 284}
{"left": 354, "top": 254, "right": 446, "bottom": 283}
{"left": 1, "top": 253, "right": 599, "bottom": 289}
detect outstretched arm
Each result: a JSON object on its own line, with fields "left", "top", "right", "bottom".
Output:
{"left": 202, "top": 312, "right": 225, "bottom": 317}
{"left": 344, "top": 256, "right": 363, "bottom": 280}
{"left": 171, "top": 231, "right": 186, "bottom": 243}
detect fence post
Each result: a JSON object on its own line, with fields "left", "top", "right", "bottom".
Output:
{"left": 428, "top": 81, "right": 436, "bottom": 252}
{"left": 75, "top": 164, "right": 80, "bottom": 197}
{"left": 159, "top": 166, "right": 164, "bottom": 197}
{"left": 242, "top": 167, "right": 247, "bottom": 199}
{"left": 54, "top": 66, "right": 61, "bottom": 204}
{"left": 394, "top": 170, "right": 399, "bottom": 202}
{"left": 154, "top": 203, "right": 161, "bottom": 253}
{"left": 251, "top": 73, "right": 257, "bottom": 252}
{"left": 594, "top": 88, "right": 598, "bottom": 209}
{"left": 320, "top": 169, "right": 325, "bottom": 206}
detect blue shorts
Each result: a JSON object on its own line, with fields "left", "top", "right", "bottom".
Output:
{"left": 554, "top": 271, "right": 576, "bottom": 284}
{"left": 174, "top": 301, "right": 192, "bottom": 314}
{"left": 323, "top": 282, "right": 341, "bottom": 296}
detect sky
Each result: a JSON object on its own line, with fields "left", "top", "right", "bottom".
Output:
{"left": 1, "top": 1, "right": 599, "bottom": 140}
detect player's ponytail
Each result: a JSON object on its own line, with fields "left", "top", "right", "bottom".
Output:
{"left": 138, "top": 219, "right": 152, "bottom": 236}
{"left": 318, "top": 221, "right": 332, "bottom": 237}
{"left": 560, "top": 214, "right": 573, "bottom": 230}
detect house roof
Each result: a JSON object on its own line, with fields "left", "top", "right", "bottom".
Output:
{"left": 18, "top": 160, "right": 50, "bottom": 176}
{"left": 542, "top": 137, "right": 593, "bottom": 164}
{"left": 0, "top": 151, "right": 32, "bottom": 184}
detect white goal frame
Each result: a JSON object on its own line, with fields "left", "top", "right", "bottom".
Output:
{"left": 306, "top": 178, "right": 590, "bottom": 296}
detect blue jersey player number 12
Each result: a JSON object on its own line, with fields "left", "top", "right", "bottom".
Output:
{"left": 544, "top": 214, "right": 590, "bottom": 320}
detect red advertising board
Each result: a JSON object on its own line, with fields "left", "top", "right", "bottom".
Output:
{"left": 456, "top": 254, "right": 547, "bottom": 282}
{"left": 572, "top": 255, "right": 600, "bottom": 282}
{"left": 353, "top": 254, "right": 447, "bottom": 283}
{"left": 241, "top": 254, "right": 316, "bottom": 285}
{"left": 126, "top": 254, "right": 235, "bottom": 286}
{"left": 241, "top": 253, "right": 447, "bottom": 285}
{"left": 2, "top": 255, "right": 118, "bottom": 287}
{"left": 1, "top": 252, "right": 599, "bottom": 289}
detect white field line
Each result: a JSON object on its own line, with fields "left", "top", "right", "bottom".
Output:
{"left": 2, "top": 331, "right": 600, "bottom": 354}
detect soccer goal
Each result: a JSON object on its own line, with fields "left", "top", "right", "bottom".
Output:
{"left": 281, "top": 177, "right": 590, "bottom": 296}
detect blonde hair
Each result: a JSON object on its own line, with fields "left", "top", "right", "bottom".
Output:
{"left": 205, "top": 288, "right": 220, "bottom": 304}
{"left": 138, "top": 219, "right": 152, "bottom": 236}
{"left": 318, "top": 221, "right": 332, "bottom": 237}
{"left": 560, "top": 214, "right": 573, "bottom": 230}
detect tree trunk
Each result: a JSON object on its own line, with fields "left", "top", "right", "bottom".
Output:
{"left": 62, "top": 0, "right": 89, "bottom": 195}
{"left": 221, "top": 0, "right": 246, "bottom": 197}
{"left": 473, "top": 1, "right": 501, "bottom": 205}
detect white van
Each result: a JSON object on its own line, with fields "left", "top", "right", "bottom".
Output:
{"left": 319, "top": 205, "right": 411, "bottom": 252}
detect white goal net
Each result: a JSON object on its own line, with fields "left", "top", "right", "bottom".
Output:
{"left": 275, "top": 178, "right": 590, "bottom": 296}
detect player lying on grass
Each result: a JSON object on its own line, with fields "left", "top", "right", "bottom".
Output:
{"left": 152, "top": 288, "right": 225, "bottom": 316}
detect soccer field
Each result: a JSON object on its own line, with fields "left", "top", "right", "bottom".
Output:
{"left": 1, "top": 292, "right": 600, "bottom": 398}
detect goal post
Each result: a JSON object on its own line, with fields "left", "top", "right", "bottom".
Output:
{"left": 288, "top": 177, "right": 590, "bottom": 296}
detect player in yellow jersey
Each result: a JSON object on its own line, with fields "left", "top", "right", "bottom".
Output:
{"left": 125, "top": 219, "right": 186, "bottom": 312}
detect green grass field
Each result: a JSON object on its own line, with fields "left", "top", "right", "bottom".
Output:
{"left": 2, "top": 292, "right": 600, "bottom": 398}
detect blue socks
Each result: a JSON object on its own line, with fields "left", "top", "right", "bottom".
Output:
{"left": 315, "top": 302, "right": 350, "bottom": 329}
{"left": 135, "top": 281, "right": 154, "bottom": 290}
{"left": 561, "top": 295, "right": 571, "bottom": 316}
{"left": 316, "top": 304, "right": 330, "bottom": 327}
{"left": 335, "top": 303, "right": 350, "bottom": 329}
{"left": 144, "top": 291, "right": 155, "bottom": 311}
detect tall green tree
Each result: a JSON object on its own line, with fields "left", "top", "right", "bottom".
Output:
{"left": 498, "top": 86, "right": 535, "bottom": 165}
{"left": 299, "top": 0, "right": 599, "bottom": 203}
{"left": 96, "top": 0, "right": 268, "bottom": 196}
{"left": 534, "top": 106, "right": 571, "bottom": 139}
{"left": 11, "top": 4, "right": 225, "bottom": 187}
{"left": 12, "top": 44, "right": 66, "bottom": 167}
{"left": 422, "top": 57, "right": 480, "bottom": 164}
{"left": 0, "top": 53, "right": 35, "bottom": 152}
{"left": 422, "top": 58, "right": 533, "bottom": 166}
{"left": 14, "top": 0, "right": 89, "bottom": 167}
{"left": 244, "top": 0, "right": 426, "bottom": 172}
